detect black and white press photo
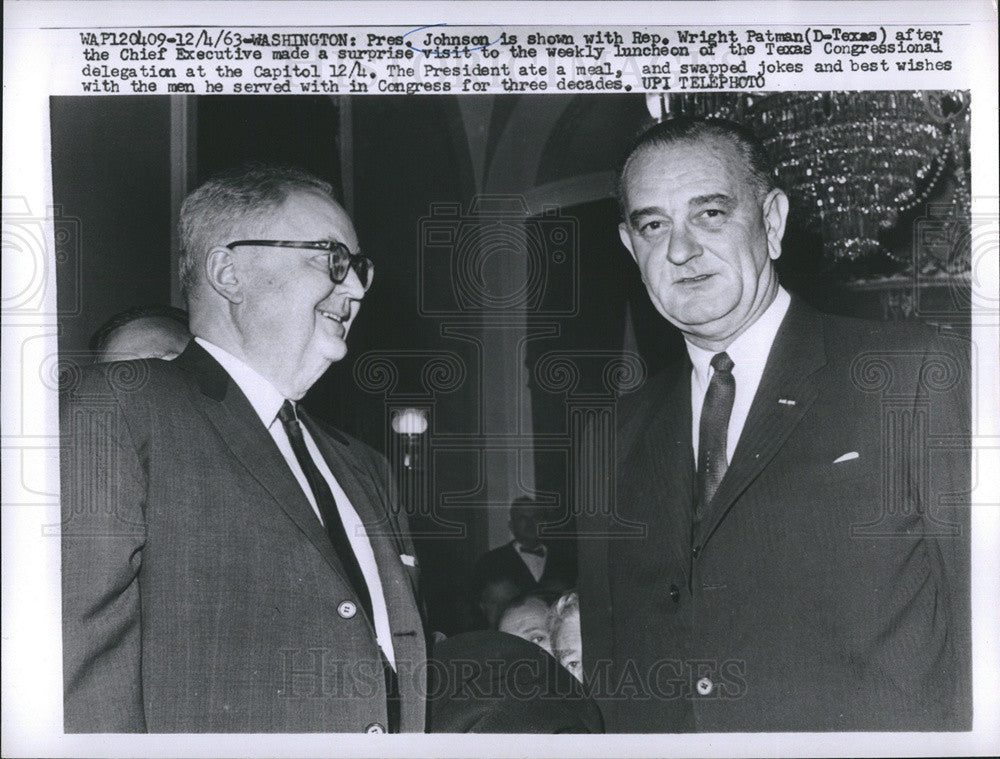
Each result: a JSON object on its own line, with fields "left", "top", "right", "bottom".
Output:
{"left": 3, "top": 3, "right": 998, "bottom": 757}
{"left": 51, "top": 89, "right": 974, "bottom": 733}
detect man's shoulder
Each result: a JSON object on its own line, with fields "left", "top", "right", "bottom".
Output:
{"left": 61, "top": 357, "right": 192, "bottom": 405}
{"left": 797, "top": 302, "right": 954, "bottom": 349}
{"left": 788, "top": 302, "right": 971, "bottom": 409}
{"left": 804, "top": 304, "right": 969, "bottom": 367}
{"left": 475, "top": 542, "right": 516, "bottom": 570}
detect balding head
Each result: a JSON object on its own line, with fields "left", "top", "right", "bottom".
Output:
{"left": 91, "top": 306, "right": 191, "bottom": 362}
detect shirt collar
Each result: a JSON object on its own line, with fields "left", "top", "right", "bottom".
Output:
{"left": 514, "top": 540, "right": 547, "bottom": 556}
{"left": 195, "top": 337, "right": 288, "bottom": 427}
{"left": 686, "top": 286, "right": 791, "bottom": 389}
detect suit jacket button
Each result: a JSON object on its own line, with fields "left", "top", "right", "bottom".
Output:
{"left": 696, "top": 676, "right": 713, "bottom": 696}
{"left": 365, "top": 722, "right": 385, "bottom": 734}
{"left": 338, "top": 600, "right": 357, "bottom": 619}
{"left": 692, "top": 545, "right": 701, "bottom": 559}
{"left": 669, "top": 584, "right": 680, "bottom": 603}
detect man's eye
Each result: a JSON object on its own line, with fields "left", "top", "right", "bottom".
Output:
{"left": 638, "top": 219, "right": 667, "bottom": 234}
{"left": 531, "top": 635, "right": 547, "bottom": 644}
{"left": 698, "top": 208, "right": 727, "bottom": 223}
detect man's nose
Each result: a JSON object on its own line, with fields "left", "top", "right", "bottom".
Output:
{"left": 666, "top": 224, "right": 701, "bottom": 265}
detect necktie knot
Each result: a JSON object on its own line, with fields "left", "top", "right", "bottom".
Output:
{"left": 277, "top": 399, "right": 298, "bottom": 425}
{"left": 711, "top": 351, "right": 734, "bottom": 374}
{"left": 519, "top": 544, "right": 546, "bottom": 558}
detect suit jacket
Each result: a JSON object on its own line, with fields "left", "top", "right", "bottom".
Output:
{"left": 427, "top": 631, "right": 604, "bottom": 733}
{"left": 61, "top": 342, "right": 426, "bottom": 733}
{"left": 474, "top": 541, "right": 577, "bottom": 598}
{"left": 577, "top": 298, "right": 971, "bottom": 732}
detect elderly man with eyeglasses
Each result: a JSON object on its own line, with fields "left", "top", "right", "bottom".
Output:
{"left": 61, "top": 166, "right": 425, "bottom": 734}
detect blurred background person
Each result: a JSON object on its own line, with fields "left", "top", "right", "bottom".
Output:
{"left": 471, "top": 498, "right": 576, "bottom": 629}
{"left": 426, "top": 630, "right": 603, "bottom": 733}
{"left": 89, "top": 305, "right": 191, "bottom": 362}
{"left": 550, "top": 591, "right": 582, "bottom": 683}
{"left": 497, "top": 591, "right": 554, "bottom": 654}
{"left": 475, "top": 577, "right": 520, "bottom": 630}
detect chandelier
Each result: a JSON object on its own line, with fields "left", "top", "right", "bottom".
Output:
{"left": 645, "top": 91, "right": 971, "bottom": 267}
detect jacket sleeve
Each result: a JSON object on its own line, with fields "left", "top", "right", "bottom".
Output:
{"left": 61, "top": 366, "right": 147, "bottom": 732}
{"left": 920, "top": 331, "right": 972, "bottom": 725}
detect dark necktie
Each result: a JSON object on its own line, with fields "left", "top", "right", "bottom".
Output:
{"left": 277, "top": 400, "right": 374, "bottom": 624}
{"left": 695, "top": 352, "right": 736, "bottom": 523}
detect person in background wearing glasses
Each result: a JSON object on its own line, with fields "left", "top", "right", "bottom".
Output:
{"left": 61, "top": 165, "right": 425, "bottom": 734}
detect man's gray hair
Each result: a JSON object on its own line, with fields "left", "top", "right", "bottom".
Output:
{"left": 618, "top": 116, "right": 777, "bottom": 214}
{"left": 178, "top": 165, "right": 335, "bottom": 298}
{"left": 549, "top": 590, "right": 579, "bottom": 642}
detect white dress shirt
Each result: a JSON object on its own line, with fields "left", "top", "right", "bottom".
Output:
{"left": 195, "top": 338, "right": 396, "bottom": 667}
{"left": 514, "top": 541, "right": 547, "bottom": 583}
{"left": 688, "top": 287, "right": 791, "bottom": 466}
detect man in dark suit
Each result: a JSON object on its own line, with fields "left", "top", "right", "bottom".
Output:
{"left": 61, "top": 166, "right": 425, "bottom": 733}
{"left": 577, "top": 118, "right": 970, "bottom": 731}
{"left": 472, "top": 498, "right": 577, "bottom": 627}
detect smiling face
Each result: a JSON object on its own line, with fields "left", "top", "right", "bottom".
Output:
{"left": 618, "top": 136, "right": 788, "bottom": 351}
{"left": 232, "top": 190, "right": 365, "bottom": 397}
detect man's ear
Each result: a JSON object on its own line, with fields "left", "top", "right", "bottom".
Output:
{"left": 618, "top": 222, "right": 638, "bottom": 263}
{"left": 204, "top": 246, "right": 244, "bottom": 304}
{"left": 762, "top": 188, "right": 789, "bottom": 261}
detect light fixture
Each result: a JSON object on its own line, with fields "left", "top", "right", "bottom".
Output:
{"left": 391, "top": 408, "right": 428, "bottom": 469}
{"left": 644, "top": 91, "right": 970, "bottom": 271}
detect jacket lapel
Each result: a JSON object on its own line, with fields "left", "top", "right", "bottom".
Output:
{"left": 301, "top": 411, "right": 422, "bottom": 628}
{"left": 620, "top": 362, "right": 695, "bottom": 571}
{"left": 696, "top": 299, "right": 828, "bottom": 546}
{"left": 173, "top": 343, "right": 426, "bottom": 729}
{"left": 172, "top": 342, "right": 346, "bottom": 579}
{"left": 302, "top": 411, "right": 427, "bottom": 731}
{"left": 301, "top": 412, "right": 400, "bottom": 545}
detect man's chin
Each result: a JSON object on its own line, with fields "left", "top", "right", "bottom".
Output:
{"left": 323, "top": 344, "right": 349, "bottom": 364}
{"left": 662, "top": 302, "right": 735, "bottom": 330}
{"left": 324, "top": 333, "right": 351, "bottom": 360}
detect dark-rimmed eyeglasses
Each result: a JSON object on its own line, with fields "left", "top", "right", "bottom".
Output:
{"left": 226, "top": 240, "right": 374, "bottom": 291}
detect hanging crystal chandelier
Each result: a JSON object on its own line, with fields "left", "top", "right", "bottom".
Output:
{"left": 645, "top": 91, "right": 970, "bottom": 266}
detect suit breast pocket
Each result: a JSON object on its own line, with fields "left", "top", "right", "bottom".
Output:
{"left": 792, "top": 442, "right": 873, "bottom": 486}
{"left": 825, "top": 453, "right": 868, "bottom": 483}
{"left": 766, "top": 447, "right": 875, "bottom": 517}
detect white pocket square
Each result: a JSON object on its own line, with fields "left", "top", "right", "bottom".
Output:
{"left": 400, "top": 553, "right": 418, "bottom": 567}
{"left": 833, "top": 451, "right": 859, "bottom": 464}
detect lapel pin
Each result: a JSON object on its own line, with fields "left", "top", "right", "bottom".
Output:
{"left": 778, "top": 398, "right": 796, "bottom": 406}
